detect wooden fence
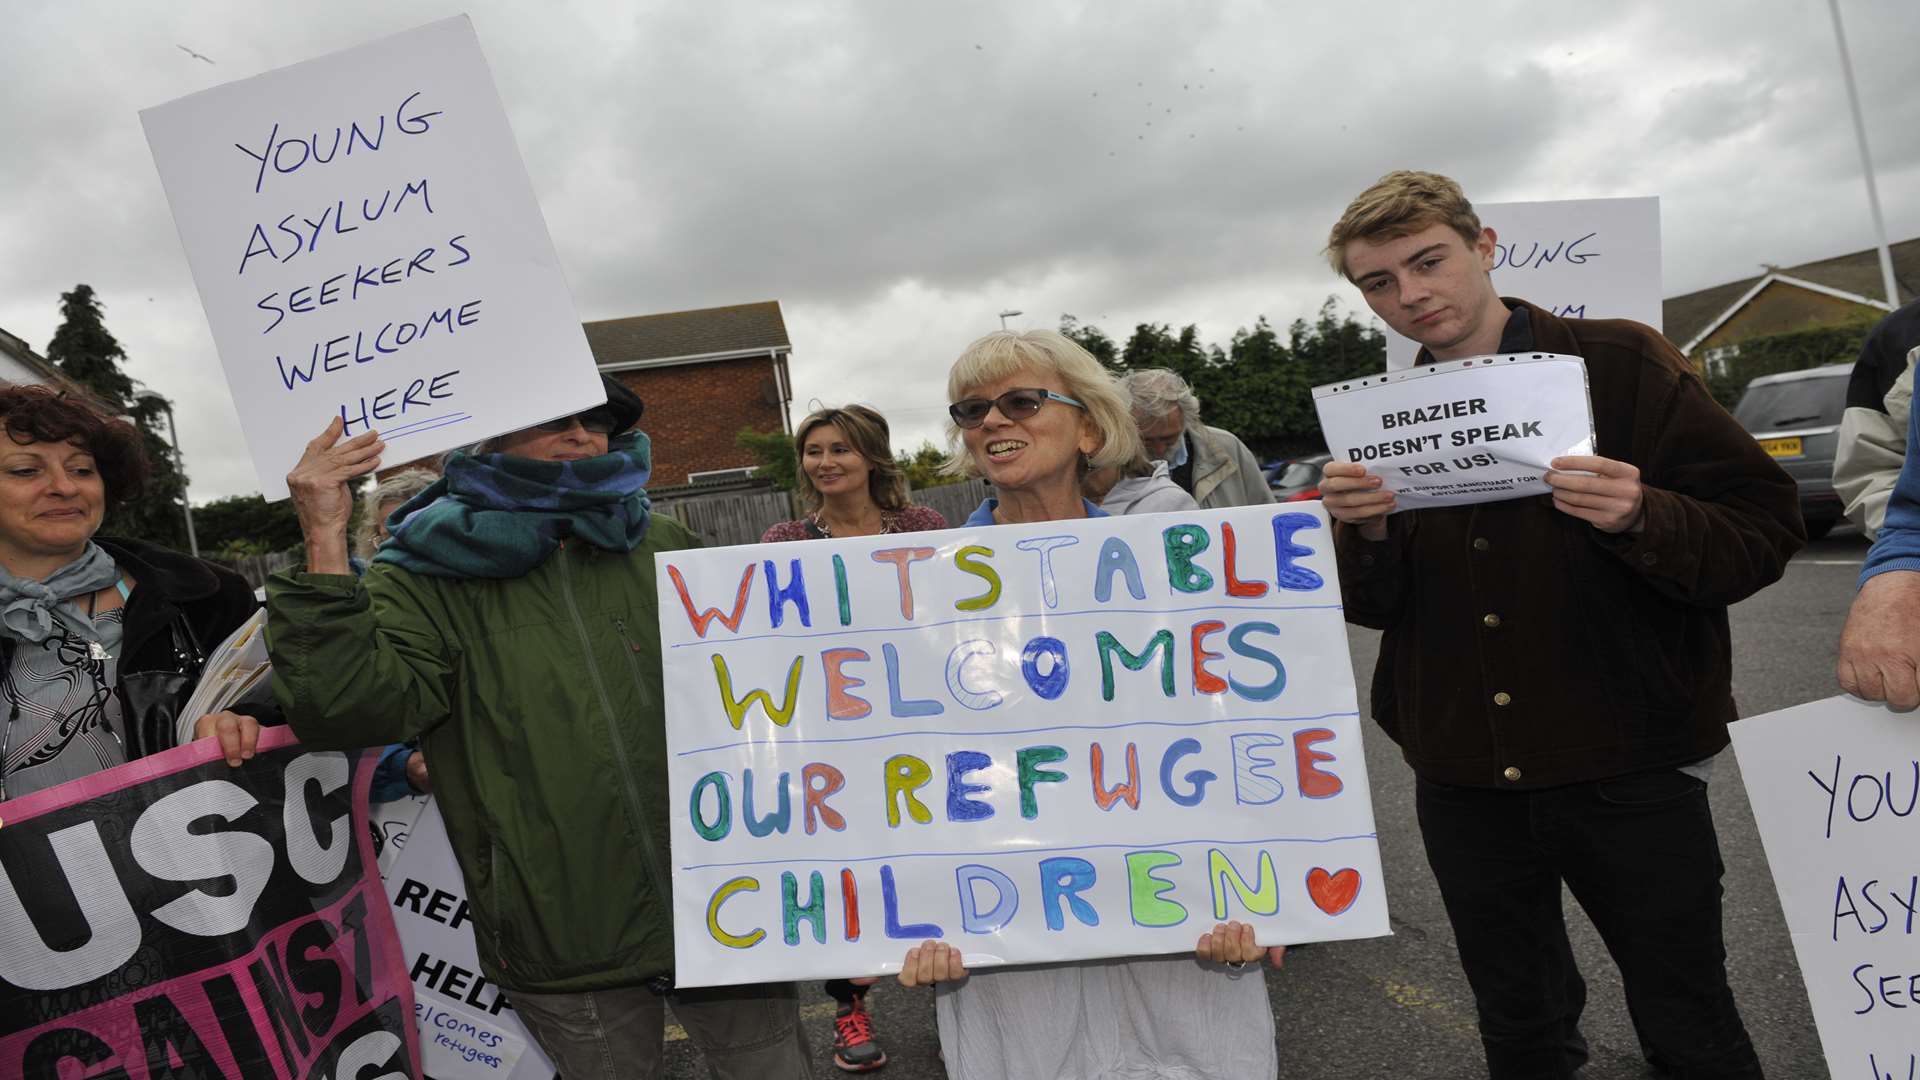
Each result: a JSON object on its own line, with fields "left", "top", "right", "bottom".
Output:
{"left": 653, "top": 478, "right": 992, "bottom": 549}
{"left": 653, "top": 488, "right": 796, "bottom": 548}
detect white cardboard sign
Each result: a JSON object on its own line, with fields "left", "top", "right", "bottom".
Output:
{"left": 1384, "top": 197, "right": 1663, "bottom": 371}
{"left": 140, "top": 16, "right": 604, "bottom": 498}
{"left": 657, "top": 503, "right": 1390, "bottom": 986}
{"left": 1312, "top": 352, "right": 1595, "bottom": 510}
{"left": 386, "top": 800, "right": 555, "bottom": 1080}
{"left": 1730, "top": 696, "right": 1920, "bottom": 1079}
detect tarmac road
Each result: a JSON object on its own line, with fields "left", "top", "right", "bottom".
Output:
{"left": 661, "top": 530, "right": 1869, "bottom": 1079}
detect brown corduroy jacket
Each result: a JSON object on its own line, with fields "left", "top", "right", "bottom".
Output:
{"left": 1335, "top": 300, "right": 1806, "bottom": 789}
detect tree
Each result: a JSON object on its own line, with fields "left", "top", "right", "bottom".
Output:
{"left": 735, "top": 427, "right": 797, "bottom": 490}
{"left": 898, "top": 440, "right": 960, "bottom": 491}
{"left": 193, "top": 494, "right": 306, "bottom": 558}
{"left": 44, "top": 285, "right": 191, "bottom": 548}
{"left": 1059, "top": 315, "right": 1121, "bottom": 372}
{"left": 1055, "top": 299, "right": 1385, "bottom": 460}
{"left": 1701, "top": 318, "right": 1875, "bottom": 408}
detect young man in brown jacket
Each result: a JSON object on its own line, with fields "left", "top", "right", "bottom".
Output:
{"left": 1319, "top": 171, "right": 1804, "bottom": 1079}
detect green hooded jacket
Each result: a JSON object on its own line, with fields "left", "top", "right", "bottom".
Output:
{"left": 267, "top": 517, "right": 699, "bottom": 994}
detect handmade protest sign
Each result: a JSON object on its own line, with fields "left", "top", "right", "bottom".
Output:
{"left": 387, "top": 800, "right": 554, "bottom": 1080}
{"left": 657, "top": 503, "right": 1389, "bottom": 985}
{"left": 140, "top": 16, "right": 604, "bottom": 499}
{"left": 1383, "top": 197, "right": 1663, "bottom": 370}
{"left": 1731, "top": 696, "right": 1920, "bottom": 1079}
{"left": 0, "top": 727, "right": 420, "bottom": 1079}
{"left": 1313, "top": 352, "right": 1595, "bottom": 511}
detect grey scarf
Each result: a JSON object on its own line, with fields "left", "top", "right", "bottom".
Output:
{"left": 0, "top": 544, "right": 120, "bottom": 647}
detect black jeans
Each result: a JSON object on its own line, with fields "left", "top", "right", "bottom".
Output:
{"left": 1415, "top": 770, "right": 1764, "bottom": 1080}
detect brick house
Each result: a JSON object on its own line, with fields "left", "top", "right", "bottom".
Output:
{"left": 1663, "top": 236, "right": 1919, "bottom": 369}
{"left": 583, "top": 301, "right": 794, "bottom": 487}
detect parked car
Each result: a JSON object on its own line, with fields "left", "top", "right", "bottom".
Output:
{"left": 1730, "top": 362, "right": 1851, "bottom": 539}
{"left": 1266, "top": 452, "right": 1334, "bottom": 502}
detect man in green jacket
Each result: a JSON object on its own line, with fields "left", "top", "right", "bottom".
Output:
{"left": 1319, "top": 172, "right": 1800, "bottom": 1079}
{"left": 268, "top": 378, "right": 814, "bottom": 1079}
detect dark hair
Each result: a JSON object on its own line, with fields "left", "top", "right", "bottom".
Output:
{"left": 0, "top": 384, "right": 150, "bottom": 505}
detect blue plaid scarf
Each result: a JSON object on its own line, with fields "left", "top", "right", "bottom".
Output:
{"left": 374, "top": 432, "right": 653, "bottom": 580}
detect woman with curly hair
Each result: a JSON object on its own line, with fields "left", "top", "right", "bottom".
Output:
{"left": 0, "top": 384, "right": 267, "bottom": 800}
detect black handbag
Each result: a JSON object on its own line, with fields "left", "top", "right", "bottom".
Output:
{"left": 116, "top": 611, "right": 208, "bottom": 761}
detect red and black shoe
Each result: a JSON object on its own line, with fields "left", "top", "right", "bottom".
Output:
{"left": 831, "top": 990, "right": 888, "bottom": 1072}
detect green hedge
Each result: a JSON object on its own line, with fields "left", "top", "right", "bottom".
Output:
{"left": 1703, "top": 318, "right": 1875, "bottom": 409}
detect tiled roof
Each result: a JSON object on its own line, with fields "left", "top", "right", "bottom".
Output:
{"left": 583, "top": 301, "right": 790, "bottom": 369}
{"left": 1664, "top": 237, "right": 1920, "bottom": 349}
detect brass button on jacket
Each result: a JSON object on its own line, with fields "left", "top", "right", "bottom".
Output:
{"left": 1493, "top": 691, "right": 1513, "bottom": 706}
{"left": 1482, "top": 613, "right": 1502, "bottom": 628}
{"left": 1472, "top": 537, "right": 1490, "bottom": 552}
{"left": 1503, "top": 766, "right": 1523, "bottom": 782}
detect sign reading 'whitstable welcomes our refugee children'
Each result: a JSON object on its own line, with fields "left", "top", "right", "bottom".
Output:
{"left": 1313, "top": 352, "right": 1596, "bottom": 511}
{"left": 141, "top": 16, "right": 604, "bottom": 499}
{"left": 657, "top": 504, "right": 1390, "bottom": 985}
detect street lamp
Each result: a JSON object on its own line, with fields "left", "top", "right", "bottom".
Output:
{"left": 998, "top": 309, "right": 1023, "bottom": 330}
{"left": 131, "top": 389, "right": 199, "bottom": 557}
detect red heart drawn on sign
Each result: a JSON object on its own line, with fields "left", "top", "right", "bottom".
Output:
{"left": 1306, "top": 868, "right": 1361, "bottom": 915}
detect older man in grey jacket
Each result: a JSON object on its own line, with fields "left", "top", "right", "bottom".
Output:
{"left": 1121, "top": 368, "right": 1276, "bottom": 509}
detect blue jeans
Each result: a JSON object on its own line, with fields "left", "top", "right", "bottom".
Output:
{"left": 510, "top": 980, "right": 813, "bottom": 1079}
{"left": 1415, "top": 770, "right": 1764, "bottom": 1079}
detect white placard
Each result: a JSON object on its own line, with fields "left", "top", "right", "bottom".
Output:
{"left": 657, "top": 503, "right": 1390, "bottom": 986}
{"left": 387, "top": 801, "right": 555, "bottom": 1080}
{"left": 1731, "top": 696, "right": 1920, "bottom": 1079}
{"left": 1312, "top": 353, "right": 1595, "bottom": 510}
{"left": 1385, "top": 197, "right": 1663, "bottom": 370}
{"left": 140, "top": 16, "right": 604, "bottom": 498}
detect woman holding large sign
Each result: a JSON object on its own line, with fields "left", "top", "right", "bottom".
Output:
{"left": 896, "top": 329, "right": 1285, "bottom": 1079}
{"left": 269, "top": 377, "right": 816, "bottom": 1080}
{"left": 0, "top": 385, "right": 268, "bottom": 800}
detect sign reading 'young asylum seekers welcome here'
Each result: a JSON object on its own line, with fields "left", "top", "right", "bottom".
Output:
{"left": 142, "top": 16, "right": 605, "bottom": 499}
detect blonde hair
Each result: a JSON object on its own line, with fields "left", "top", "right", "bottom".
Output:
{"left": 792, "top": 404, "right": 910, "bottom": 513}
{"left": 355, "top": 468, "right": 440, "bottom": 560}
{"left": 1325, "top": 170, "right": 1484, "bottom": 278}
{"left": 942, "top": 329, "right": 1143, "bottom": 478}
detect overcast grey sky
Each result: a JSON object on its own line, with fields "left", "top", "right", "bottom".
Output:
{"left": 3, "top": 0, "right": 1917, "bottom": 502}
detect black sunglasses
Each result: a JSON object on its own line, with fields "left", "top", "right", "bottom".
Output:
{"left": 948, "top": 388, "right": 1087, "bottom": 429}
{"left": 535, "top": 407, "right": 620, "bottom": 435}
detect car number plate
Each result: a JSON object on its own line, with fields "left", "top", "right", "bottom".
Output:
{"left": 1757, "top": 436, "right": 1803, "bottom": 458}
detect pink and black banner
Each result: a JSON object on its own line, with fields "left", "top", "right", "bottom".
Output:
{"left": 0, "top": 727, "right": 421, "bottom": 1079}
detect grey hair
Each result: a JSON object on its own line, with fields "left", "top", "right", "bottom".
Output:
{"left": 354, "top": 467, "right": 440, "bottom": 560}
{"left": 1119, "top": 368, "right": 1202, "bottom": 428}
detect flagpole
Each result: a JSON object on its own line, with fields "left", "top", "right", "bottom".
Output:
{"left": 1827, "top": 0, "right": 1901, "bottom": 307}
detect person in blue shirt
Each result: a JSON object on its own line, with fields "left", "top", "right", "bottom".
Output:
{"left": 1838, "top": 388, "right": 1920, "bottom": 709}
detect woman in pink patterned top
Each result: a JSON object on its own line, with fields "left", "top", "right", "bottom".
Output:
{"left": 760, "top": 404, "right": 947, "bottom": 545}
{"left": 759, "top": 402, "right": 944, "bottom": 1071}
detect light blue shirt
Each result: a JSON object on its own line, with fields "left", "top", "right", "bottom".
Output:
{"left": 1860, "top": 395, "right": 1920, "bottom": 587}
{"left": 964, "top": 498, "right": 1109, "bottom": 527}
